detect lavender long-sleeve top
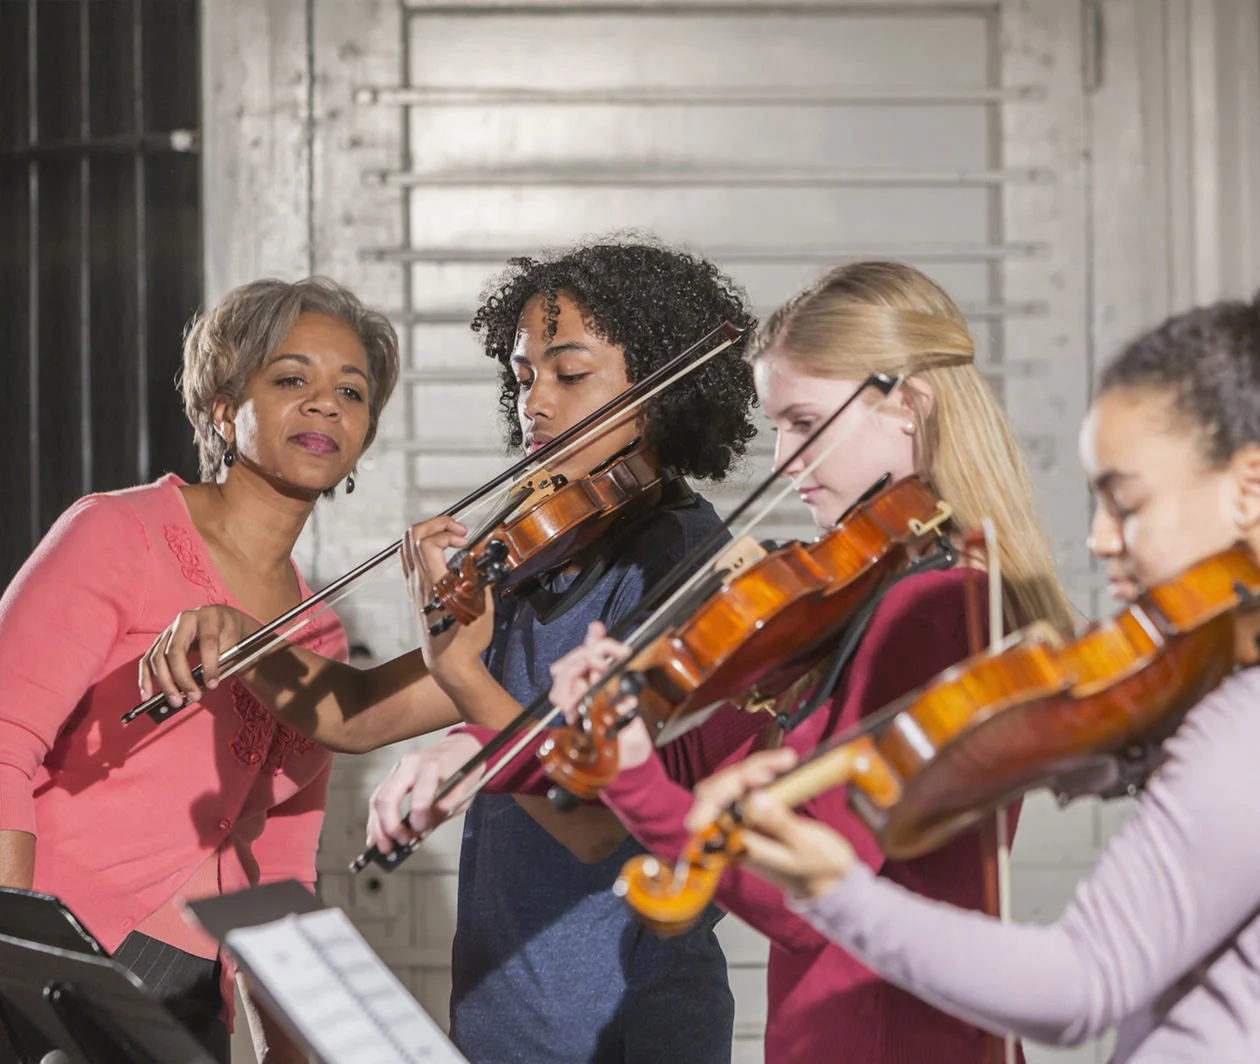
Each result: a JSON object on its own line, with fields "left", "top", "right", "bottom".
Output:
{"left": 793, "top": 666, "right": 1260, "bottom": 1062}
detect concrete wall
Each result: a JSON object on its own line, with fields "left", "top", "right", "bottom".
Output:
{"left": 204, "top": 2, "right": 1260, "bottom": 1061}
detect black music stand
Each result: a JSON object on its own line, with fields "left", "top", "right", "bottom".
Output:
{"left": 0, "top": 893, "right": 216, "bottom": 1064}
{"left": 0, "top": 932, "right": 216, "bottom": 1064}
{"left": 0, "top": 889, "right": 105, "bottom": 959}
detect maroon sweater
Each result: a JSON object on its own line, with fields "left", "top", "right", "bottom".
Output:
{"left": 466, "top": 568, "right": 1019, "bottom": 1064}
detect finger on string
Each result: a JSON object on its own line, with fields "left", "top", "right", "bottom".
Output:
{"left": 684, "top": 749, "right": 797, "bottom": 832}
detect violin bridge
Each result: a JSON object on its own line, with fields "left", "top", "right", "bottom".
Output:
{"left": 713, "top": 536, "right": 768, "bottom": 586}
{"left": 908, "top": 501, "right": 954, "bottom": 538}
{"left": 510, "top": 467, "right": 561, "bottom": 500}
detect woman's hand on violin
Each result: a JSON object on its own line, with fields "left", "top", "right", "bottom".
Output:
{"left": 366, "top": 732, "right": 485, "bottom": 851}
{"left": 685, "top": 748, "right": 858, "bottom": 901}
{"left": 138, "top": 605, "right": 261, "bottom": 707}
{"left": 401, "top": 517, "right": 494, "bottom": 682}
{"left": 549, "top": 622, "right": 653, "bottom": 770}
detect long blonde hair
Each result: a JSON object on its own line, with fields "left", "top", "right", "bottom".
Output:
{"left": 752, "top": 260, "right": 1072, "bottom": 633}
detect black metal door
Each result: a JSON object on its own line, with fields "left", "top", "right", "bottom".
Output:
{"left": 0, "top": 0, "right": 202, "bottom": 587}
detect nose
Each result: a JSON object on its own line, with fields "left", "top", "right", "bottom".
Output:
{"left": 521, "top": 375, "right": 555, "bottom": 426}
{"left": 773, "top": 430, "right": 805, "bottom": 479}
{"left": 303, "top": 381, "right": 341, "bottom": 419}
{"left": 1087, "top": 505, "right": 1123, "bottom": 560}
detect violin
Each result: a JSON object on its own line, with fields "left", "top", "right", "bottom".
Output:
{"left": 615, "top": 545, "right": 1260, "bottom": 935}
{"left": 538, "top": 475, "right": 956, "bottom": 802}
{"left": 422, "top": 439, "right": 681, "bottom": 632}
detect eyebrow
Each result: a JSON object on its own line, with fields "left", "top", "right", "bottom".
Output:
{"left": 1090, "top": 470, "right": 1136, "bottom": 494}
{"left": 272, "top": 352, "right": 368, "bottom": 382}
{"left": 510, "top": 342, "right": 591, "bottom": 364}
{"left": 769, "top": 403, "right": 816, "bottom": 421}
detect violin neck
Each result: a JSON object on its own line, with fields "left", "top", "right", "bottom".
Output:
{"left": 762, "top": 740, "right": 869, "bottom": 810}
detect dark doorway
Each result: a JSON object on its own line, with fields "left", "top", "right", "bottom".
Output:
{"left": 0, "top": 0, "right": 202, "bottom": 587}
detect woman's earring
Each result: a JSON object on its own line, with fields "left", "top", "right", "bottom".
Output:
{"left": 223, "top": 445, "right": 236, "bottom": 468}
{"left": 1234, "top": 507, "right": 1249, "bottom": 530}
{"left": 346, "top": 471, "right": 356, "bottom": 495}
{"left": 901, "top": 421, "right": 916, "bottom": 436}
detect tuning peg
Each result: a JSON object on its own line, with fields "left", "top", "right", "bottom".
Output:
{"left": 476, "top": 540, "right": 510, "bottom": 570}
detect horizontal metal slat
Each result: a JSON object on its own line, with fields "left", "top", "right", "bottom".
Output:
{"left": 366, "top": 165, "right": 1052, "bottom": 188}
{"left": 355, "top": 84, "right": 1040, "bottom": 107}
{"left": 362, "top": 242, "right": 1047, "bottom": 265}
{"left": 386, "top": 301, "right": 1047, "bottom": 326}
{"left": 1, "top": 130, "right": 199, "bottom": 159}
{"left": 404, "top": 1, "right": 1002, "bottom": 12}
{"left": 397, "top": 360, "right": 1047, "bottom": 387}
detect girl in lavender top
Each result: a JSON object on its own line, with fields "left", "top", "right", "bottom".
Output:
{"left": 683, "top": 293, "right": 1260, "bottom": 1063}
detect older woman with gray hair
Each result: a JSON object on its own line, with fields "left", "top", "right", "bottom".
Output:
{"left": 0, "top": 276, "right": 399, "bottom": 1063}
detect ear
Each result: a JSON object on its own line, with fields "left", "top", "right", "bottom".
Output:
{"left": 900, "top": 376, "right": 935, "bottom": 424}
{"left": 211, "top": 396, "right": 236, "bottom": 447}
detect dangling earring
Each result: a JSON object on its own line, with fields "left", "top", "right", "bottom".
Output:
{"left": 346, "top": 471, "right": 356, "bottom": 495}
{"left": 223, "top": 445, "right": 236, "bottom": 468}
{"left": 1234, "top": 507, "right": 1249, "bottom": 531}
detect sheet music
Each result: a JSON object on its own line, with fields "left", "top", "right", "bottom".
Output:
{"left": 225, "top": 909, "right": 468, "bottom": 1064}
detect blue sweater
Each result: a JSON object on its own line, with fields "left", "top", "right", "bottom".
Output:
{"left": 449, "top": 493, "right": 734, "bottom": 1064}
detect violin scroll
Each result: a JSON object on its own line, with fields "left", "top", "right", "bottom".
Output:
{"left": 614, "top": 821, "right": 740, "bottom": 937}
{"left": 537, "top": 671, "right": 646, "bottom": 804}
{"left": 424, "top": 539, "right": 511, "bottom": 633}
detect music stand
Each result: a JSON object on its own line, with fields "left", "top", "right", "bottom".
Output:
{"left": 0, "top": 932, "right": 216, "bottom": 1064}
{"left": 0, "top": 889, "right": 104, "bottom": 958}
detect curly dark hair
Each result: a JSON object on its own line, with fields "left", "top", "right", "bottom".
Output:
{"left": 1100, "top": 291, "right": 1260, "bottom": 465}
{"left": 470, "top": 240, "right": 758, "bottom": 481}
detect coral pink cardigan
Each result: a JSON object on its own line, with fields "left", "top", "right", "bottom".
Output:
{"left": 0, "top": 475, "right": 343, "bottom": 995}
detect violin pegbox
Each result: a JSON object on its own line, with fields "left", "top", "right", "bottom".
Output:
{"left": 713, "top": 536, "right": 768, "bottom": 586}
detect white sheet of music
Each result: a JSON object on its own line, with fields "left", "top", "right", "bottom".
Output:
{"left": 225, "top": 909, "right": 468, "bottom": 1064}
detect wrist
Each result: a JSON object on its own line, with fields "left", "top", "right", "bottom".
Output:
{"left": 430, "top": 649, "right": 486, "bottom": 690}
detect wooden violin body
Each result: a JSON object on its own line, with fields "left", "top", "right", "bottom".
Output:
{"left": 540, "top": 476, "right": 955, "bottom": 800}
{"left": 619, "top": 545, "right": 1260, "bottom": 935}
{"left": 431, "top": 442, "right": 673, "bottom": 626}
